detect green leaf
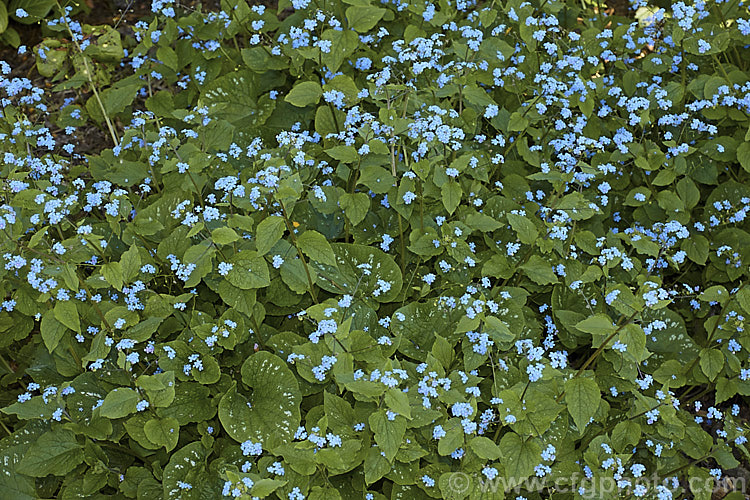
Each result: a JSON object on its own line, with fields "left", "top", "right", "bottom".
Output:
{"left": 575, "top": 314, "right": 615, "bottom": 337}
{"left": 99, "top": 387, "right": 140, "bottom": 419}
{"left": 319, "top": 28, "right": 359, "bottom": 72}
{"left": 339, "top": 192, "right": 370, "bottom": 225}
{"left": 199, "top": 70, "right": 275, "bottom": 128}
{"left": 255, "top": 216, "right": 286, "bottom": 255}
{"left": 439, "top": 472, "right": 473, "bottom": 500}
{"left": 219, "top": 352, "right": 301, "bottom": 448}
{"left": 682, "top": 235, "right": 709, "bottom": 265}
{"left": 285, "top": 81, "right": 322, "bottom": 107}
{"left": 507, "top": 213, "right": 538, "bottom": 245}
{"left": 121, "top": 244, "right": 141, "bottom": 282}
{"left": 611, "top": 421, "right": 641, "bottom": 453}
{"left": 385, "top": 388, "right": 411, "bottom": 419}
{"left": 156, "top": 382, "right": 215, "bottom": 425}
{"left": 101, "top": 261, "right": 124, "bottom": 291}
{"left": 212, "top": 226, "right": 239, "bottom": 245}
{"left": 41, "top": 309, "right": 67, "bottom": 353}
{"left": 441, "top": 181, "right": 462, "bottom": 215}
{"left": 54, "top": 300, "right": 80, "bottom": 334}
{"left": 498, "top": 432, "right": 540, "bottom": 481}
{"left": 0, "top": 3, "right": 7, "bottom": 34}
{"left": 565, "top": 377, "right": 601, "bottom": 432}
{"left": 699, "top": 349, "right": 724, "bottom": 381}
{"left": 136, "top": 371, "right": 176, "bottom": 408}
{"left": 469, "top": 436, "right": 502, "bottom": 460}
{"left": 369, "top": 409, "right": 405, "bottom": 461}
{"left": 297, "top": 230, "right": 337, "bottom": 266}
{"left": 364, "top": 446, "right": 390, "bottom": 485}
{"left": 345, "top": 6, "right": 386, "bottom": 32}
{"left": 18, "top": 429, "right": 83, "bottom": 477}
{"left": 251, "top": 479, "right": 288, "bottom": 497}
{"left": 508, "top": 112, "right": 529, "bottom": 132}
{"left": 326, "top": 145, "right": 359, "bottom": 163}
{"left": 228, "top": 251, "right": 270, "bottom": 289}
{"left": 520, "top": 255, "right": 558, "bottom": 285}
{"left": 0, "top": 426, "right": 39, "bottom": 498}
{"left": 144, "top": 417, "right": 180, "bottom": 452}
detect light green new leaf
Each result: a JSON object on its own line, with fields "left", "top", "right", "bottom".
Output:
{"left": 255, "top": 216, "right": 286, "bottom": 256}
{"left": 575, "top": 314, "right": 615, "bottom": 336}
{"left": 346, "top": 6, "right": 386, "bottom": 32}
{"left": 285, "top": 81, "right": 322, "bottom": 107}
{"left": 326, "top": 145, "right": 359, "bottom": 163}
{"left": 99, "top": 387, "right": 140, "bottom": 419}
{"left": 212, "top": 226, "right": 239, "bottom": 245}
{"left": 470, "top": 436, "right": 502, "bottom": 460}
{"left": 297, "top": 230, "right": 337, "bottom": 266}
{"left": 54, "top": 300, "right": 80, "bottom": 334}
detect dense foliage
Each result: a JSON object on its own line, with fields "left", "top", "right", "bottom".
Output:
{"left": 1, "top": 0, "right": 750, "bottom": 498}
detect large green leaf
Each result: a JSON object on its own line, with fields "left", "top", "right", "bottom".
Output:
{"left": 285, "top": 81, "right": 322, "bottom": 107}
{"left": 498, "top": 431, "right": 540, "bottom": 482}
{"left": 346, "top": 6, "right": 386, "bottom": 32}
{"left": 18, "top": 429, "right": 84, "bottom": 477}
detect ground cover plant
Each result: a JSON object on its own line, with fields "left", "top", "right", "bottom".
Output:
{"left": 1, "top": 0, "right": 750, "bottom": 498}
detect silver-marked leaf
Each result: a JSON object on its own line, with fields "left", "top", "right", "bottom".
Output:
{"left": 0, "top": 421, "right": 48, "bottom": 498}
{"left": 219, "top": 351, "right": 301, "bottom": 449}
{"left": 199, "top": 70, "right": 275, "bottom": 128}
{"left": 163, "top": 442, "right": 221, "bottom": 499}
{"left": 310, "top": 243, "right": 402, "bottom": 302}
